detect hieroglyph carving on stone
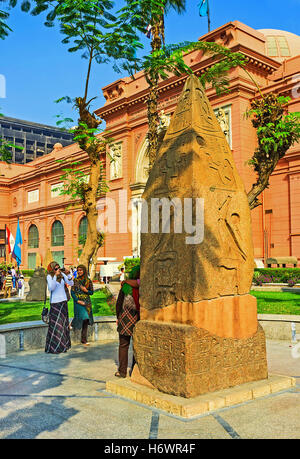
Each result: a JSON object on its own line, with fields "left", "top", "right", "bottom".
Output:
{"left": 134, "top": 321, "right": 268, "bottom": 398}
{"left": 153, "top": 251, "right": 177, "bottom": 308}
{"left": 140, "top": 75, "right": 254, "bottom": 310}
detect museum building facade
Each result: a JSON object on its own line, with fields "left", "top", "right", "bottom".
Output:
{"left": 0, "top": 21, "right": 299, "bottom": 270}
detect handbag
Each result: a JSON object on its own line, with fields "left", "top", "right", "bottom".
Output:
{"left": 41, "top": 285, "right": 49, "bottom": 324}
{"left": 41, "top": 306, "right": 49, "bottom": 324}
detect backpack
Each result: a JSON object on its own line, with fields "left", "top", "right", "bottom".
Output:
{"left": 18, "top": 280, "right": 22, "bottom": 289}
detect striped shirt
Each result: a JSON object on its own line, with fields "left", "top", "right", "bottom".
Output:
{"left": 5, "top": 275, "right": 12, "bottom": 287}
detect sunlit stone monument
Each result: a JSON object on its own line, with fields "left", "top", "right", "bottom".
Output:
{"left": 26, "top": 267, "right": 47, "bottom": 302}
{"left": 132, "top": 75, "right": 268, "bottom": 398}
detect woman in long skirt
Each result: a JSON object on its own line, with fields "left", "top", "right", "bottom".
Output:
{"left": 70, "top": 265, "right": 94, "bottom": 346}
{"left": 45, "top": 261, "right": 74, "bottom": 354}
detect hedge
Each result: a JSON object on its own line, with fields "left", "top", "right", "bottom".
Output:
{"left": 21, "top": 269, "right": 36, "bottom": 278}
{"left": 253, "top": 268, "right": 300, "bottom": 284}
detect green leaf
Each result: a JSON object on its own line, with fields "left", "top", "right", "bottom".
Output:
{"left": 21, "top": 1, "right": 31, "bottom": 13}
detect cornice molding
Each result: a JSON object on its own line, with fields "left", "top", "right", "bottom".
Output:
{"left": 0, "top": 150, "right": 92, "bottom": 187}
{"left": 96, "top": 45, "right": 280, "bottom": 121}
{"left": 8, "top": 200, "right": 82, "bottom": 219}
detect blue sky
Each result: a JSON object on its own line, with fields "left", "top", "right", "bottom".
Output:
{"left": 0, "top": 0, "right": 299, "bottom": 126}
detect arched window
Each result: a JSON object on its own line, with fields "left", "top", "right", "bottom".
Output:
{"left": 28, "top": 224, "right": 39, "bottom": 248}
{"left": 78, "top": 216, "right": 87, "bottom": 245}
{"left": 51, "top": 220, "right": 64, "bottom": 246}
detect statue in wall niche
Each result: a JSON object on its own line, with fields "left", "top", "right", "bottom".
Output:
{"left": 26, "top": 267, "right": 47, "bottom": 302}
{"left": 216, "top": 107, "right": 230, "bottom": 144}
{"left": 158, "top": 110, "right": 171, "bottom": 131}
{"left": 110, "top": 143, "right": 122, "bottom": 180}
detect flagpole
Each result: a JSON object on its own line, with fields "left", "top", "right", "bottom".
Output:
{"left": 207, "top": 0, "right": 211, "bottom": 32}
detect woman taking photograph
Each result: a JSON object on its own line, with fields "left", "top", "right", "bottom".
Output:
{"left": 70, "top": 264, "right": 94, "bottom": 346}
{"left": 45, "top": 261, "right": 74, "bottom": 354}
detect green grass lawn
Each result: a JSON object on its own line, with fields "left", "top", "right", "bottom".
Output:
{"left": 251, "top": 290, "right": 300, "bottom": 315}
{"left": 0, "top": 289, "right": 114, "bottom": 325}
{"left": 1, "top": 289, "right": 299, "bottom": 325}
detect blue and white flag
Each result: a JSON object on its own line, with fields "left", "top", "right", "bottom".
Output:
{"left": 12, "top": 219, "right": 22, "bottom": 267}
{"left": 198, "top": 0, "right": 208, "bottom": 17}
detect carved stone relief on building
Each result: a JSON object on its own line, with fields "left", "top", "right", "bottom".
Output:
{"left": 109, "top": 142, "right": 122, "bottom": 180}
{"left": 214, "top": 106, "right": 231, "bottom": 146}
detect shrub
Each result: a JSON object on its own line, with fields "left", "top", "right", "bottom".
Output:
{"left": 254, "top": 268, "right": 300, "bottom": 284}
{"left": 21, "top": 269, "right": 35, "bottom": 278}
{"left": 253, "top": 274, "right": 281, "bottom": 285}
{"left": 106, "top": 294, "right": 117, "bottom": 315}
{"left": 0, "top": 262, "right": 13, "bottom": 271}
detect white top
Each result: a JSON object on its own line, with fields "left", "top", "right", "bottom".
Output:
{"left": 119, "top": 272, "right": 125, "bottom": 282}
{"left": 47, "top": 273, "right": 74, "bottom": 303}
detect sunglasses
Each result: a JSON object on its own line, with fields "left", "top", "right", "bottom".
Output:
{"left": 54, "top": 266, "right": 60, "bottom": 271}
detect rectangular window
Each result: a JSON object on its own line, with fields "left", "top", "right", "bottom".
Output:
{"left": 28, "top": 189, "right": 39, "bottom": 203}
{"left": 51, "top": 182, "right": 64, "bottom": 198}
{"left": 0, "top": 244, "right": 5, "bottom": 257}
{"left": 51, "top": 251, "right": 64, "bottom": 268}
{"left": 0, "top": 229, "right": 5, "bottom": 240}
{"left": 267, "top": 36, "right": 278, "bottom": 57}
{"left": 28, "top": 253, "right": 37, "bottom": 270}
{"left": 277, "top": 37, "right": 290, "bottom": 57}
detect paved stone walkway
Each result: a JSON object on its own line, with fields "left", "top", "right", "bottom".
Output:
{"left": 0, "top": 339, "right": 299, "bottom": 439}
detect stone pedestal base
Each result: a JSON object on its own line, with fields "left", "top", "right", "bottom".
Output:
{"left": 106, "top": 374, "right": 295, "bottom": 418}
{"left": 133, "top": 320, "right": 268, "bottom": 398}
{"left": 140, "top": 294, "right": 258, "bottom": 339}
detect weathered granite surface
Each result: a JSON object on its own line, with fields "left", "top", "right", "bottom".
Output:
{"left": 140, "top": 75, "right": 255, "bottom": 311}
{"left": 134, "top": 75, "right": 268, "bottom": 398}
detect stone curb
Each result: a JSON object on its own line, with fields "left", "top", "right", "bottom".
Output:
{"left": 106, "top": 374, "right": 296, "bottom": 419}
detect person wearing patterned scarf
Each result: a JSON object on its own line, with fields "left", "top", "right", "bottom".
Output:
{"left": 115, "top": 264, "right": 140, "bottom": 378}
{"left": 70, "top": 264, "right": 94, "bottom": 346}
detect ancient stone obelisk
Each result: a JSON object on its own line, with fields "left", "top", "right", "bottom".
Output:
{"left": 132, "top": 74, "right": 268, "bottom": 398}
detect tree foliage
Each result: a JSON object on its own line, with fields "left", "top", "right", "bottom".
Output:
{"left": 111, "top": 0, "right": 246, "bottom": 166}
{"left": 0, "top": 5, "right": 11, "bottom": 40}
{"left": 9, "top": 0, "right": 142, "bottom": 271}
{"left": 246, "top": 93, "right": 300, "bottom": 210}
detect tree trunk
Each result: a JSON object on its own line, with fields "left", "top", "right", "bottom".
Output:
{"left": 147, "top": 18, "right": 163, "bottom": 169}
{"left": 78, "top": 159, "right": 101, "bottom": 269}
{"left": 247, "top": 161, "right": 277, "bottom": 210}
{"left": 147, "top": 81, "right": 159, "bottom": 168}
{"left": 88, "top": 242, "right": 101, "bottom": 281}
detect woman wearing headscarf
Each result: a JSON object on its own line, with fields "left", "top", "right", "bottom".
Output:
{"left": 70, "top": 264, "right": 94, "bottom": 346}
{"left": 45, "top": 261, "right": 74, "bottom": 354}
{"left": 115, "top": 264, "right": 140, "bottom": 378}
